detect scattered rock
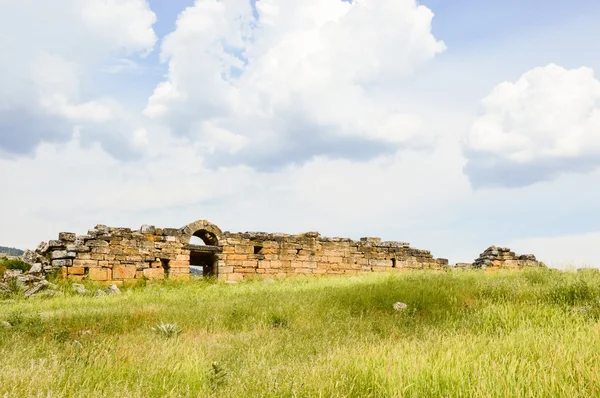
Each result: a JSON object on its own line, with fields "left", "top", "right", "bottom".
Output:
{"left": 28, "top": 263, "right": 43, "bottom": 274}
{"left": 72, "top": 283, "right": 90, "bottom": 295}
{"left": 1, "top": 321, "right": 11, "bottom": 328}
{"left": 96, "top": 289, "right": 107, "bottom": 297}
{"left": 393, "top": 302, "right": 408, "bottom": 311}
{"left": 105, "top": 284, "right": 121, "bottom": 295}
{"left": 23, "top": 280, "right": 49, "bottom": 298}
{"left": 263, "top": 279, "right": 276, "bottom": 284}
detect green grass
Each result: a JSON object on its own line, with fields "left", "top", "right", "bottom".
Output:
{"left": 1, "top": 269, "right": 600, "bottom": 397}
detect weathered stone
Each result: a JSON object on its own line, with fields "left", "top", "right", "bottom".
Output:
{"left": 29, "top": 263, "right": 43, "bottom": 274}
{"left": 72, "top": 283, "right": 90, "bottom": 295}
{"left": 87, "top": 240, "right": 109, "bottom": 247}
{"left": 48, "top": 240, "right": 64, "bottom": 249}
{"left": 68, "top": 267, "right": 85, "bottom": 275}
{"left": 59, "top": 232, "right": 77, "bottom": 242}
{"left": 140, "top": 224, "right": 156, "bottom": 234}
{"left": 112, "top": 265, "right": 136, "bottom": 280}
{"left": 52, "top": 259, "right": 73, "bottom": 267}
{"left": 52, "top": 251, "right": 68, "bottom": 260}
{"left": 88, "top": 268, "right": 111, "bottom": 281}
{"left": 23, "top": 280, "right": 49, "bottom": 297}
{"left": 143, "top": 268, "right": 165, "bottom": 280}
{"left": 105, "top": 284, "right": 122, "bottom": 295}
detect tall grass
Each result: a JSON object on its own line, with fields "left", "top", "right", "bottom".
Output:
{"left": 0, "top": 269, "right": 599, "bottom": 397}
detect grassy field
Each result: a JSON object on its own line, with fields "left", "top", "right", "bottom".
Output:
{"left": 1, "top": 269, "right": 600, "bottom": 397}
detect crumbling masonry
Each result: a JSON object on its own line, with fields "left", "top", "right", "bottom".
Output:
{"left": 27, "top": 220, "right": 450, "bottom": 284}
{"left": 26, "top": 220, "right": 543, "bottom": 284}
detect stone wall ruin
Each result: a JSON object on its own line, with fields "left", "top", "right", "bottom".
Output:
{"left": 25, "top": 220, "right": 545, "bottom": 284}
{"left": 28, "top": 220, "right": 450, "bottom": 284}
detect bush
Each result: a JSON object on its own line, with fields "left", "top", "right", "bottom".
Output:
{"left": 151, "top": 322, "right": 182, "bottom": 338}
{"left": 0, "top": 258, "right": 31, "bottom": 272}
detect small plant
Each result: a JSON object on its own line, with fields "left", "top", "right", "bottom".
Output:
{"left": 52, "top": 327, "right": 72, "bottom": 343}
{"left": 6, "top": 277, "right": 24, "bottom": 297}
{"left": 7, "top": 309, "right": 25, "bottom": 326}
{"left": 208, "top": 362, "right": 228, "bottom": 391}
{"left": 268, "top": 313, "right": 290, "bottom": 328}
{"left": 151, "top": 322, "right": 182, "bottom": 338}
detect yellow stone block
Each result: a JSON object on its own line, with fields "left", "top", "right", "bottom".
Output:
{"left": 88, "top": 268, "right": 110, "bottom": 281}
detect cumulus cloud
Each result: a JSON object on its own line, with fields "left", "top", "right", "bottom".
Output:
{"left": 145, "top": 0, "right": 445, "bottom": 168}
{"left": 464, "top": 64, "right": 600, "bottom": 188}
{"left": 0, "top": 0, "right": 157, "bottom": 158}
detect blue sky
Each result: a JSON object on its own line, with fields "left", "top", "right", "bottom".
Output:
{"left": 1, "top": 0, "right": 600, "bottom": 267}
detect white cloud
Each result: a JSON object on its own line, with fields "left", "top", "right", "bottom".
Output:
{"left": 507, "top": 232, "right": 600, "bottom": 269}
{"left": 0, "top": 0, "right": 157, "bottom": 157}
{"left": 145, "top": 0, "right": 445, "bottom": 168}
{"left": 464, "top": 64, "right": 600, "bottom": 187}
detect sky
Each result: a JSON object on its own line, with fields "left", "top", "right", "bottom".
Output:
{"left": 1, "top": 0, "right": 600, "bottom": 268}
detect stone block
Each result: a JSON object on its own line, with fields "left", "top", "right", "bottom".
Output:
{"left": 176, "top": 254, "right": 190, "bottom": 261}
{"left": 169, "top": 267, "right": 190, "bottom": 275}
{"left": 88, "top": 268, "right": 110, "bottom": 281}
{"left": 52, "top": 259, "right": 73, "bottom": 267}
{"left": 113, "top": 265, "right": 136, "bottom": 280}
{"left": 73, "top": 259, "right": 99, "bottom": 268}
{"left": 218, "top": 266, "right": 234, "bottom": 274}
{"left": 48, "top": 240, "right": 64, "bottom": 249}
{"left": 140, "top": 224, "right": 156, "bottom": 234}
{"left": 59, "top": 232, "right": 77, "bottom": 241}
{"left": 51, "top": 250, "right": 68, "bottom": 259}
{"left": 143, "top": 268, "right": 165, "bottom": 280}
{"left": 235, "top": 245, "right": 253, "bottom": 254}
{"left": 68, "top": 267, "right": 85, "bottom": 275}
{"left": 242, "top": 260, "right": 258, "bottom": 268}
{"left": 228, "top": 273, "right": 244, "bottom": 282}
{"left": 169, "top": 260, "right": 189, "bottom": 268}
{"left": 87, "top": 240, "right": 109, "bottom": 247}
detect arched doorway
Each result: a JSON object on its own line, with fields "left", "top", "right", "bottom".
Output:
{"left": 189, "top": 229, "right": 219, "bottom": 277}
{"left": 181, "top": 220, "right": 223, "bottom": 278}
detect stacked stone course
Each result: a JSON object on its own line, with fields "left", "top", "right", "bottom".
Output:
{"left": 220, "top": 232, "right": 448, "bottom": 282}
{"left": 32, "top": 224, "right": 193, "bottom": 285}
{"left": 26, "top": 220, "right": 544, "bottom": 283}
{"left": 28, "top": 219, "right": 451, "bottom": 283}
{"left": 472, "top": 246, "right": 542, "bottom": 269}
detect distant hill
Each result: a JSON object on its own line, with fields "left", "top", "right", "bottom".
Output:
{"left": 0, "top": 246, "right": 24, "bottom": 256}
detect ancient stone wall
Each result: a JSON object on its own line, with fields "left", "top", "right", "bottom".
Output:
{"left": 32, "top": 224, "right": 194, "bottom": 285}
{"left": 28, "top": 219, "right": 450, "bottom": 283}
{"left": 472, "top": 246, "right": 542, "bottom": 269}
{"left": 219, "top": 232, "right": 448, "bottom": 282}
{"left": 26, "top": 219, "right": 545, "bottom": 284}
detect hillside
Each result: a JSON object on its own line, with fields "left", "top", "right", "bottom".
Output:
{"left": 1, "top": 269, "right": 600, "bottom": 396}
{"left": 0, "top": 246, "right": 23, "bottom": 256}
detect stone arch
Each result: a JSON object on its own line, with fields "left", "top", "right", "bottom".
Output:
{"left": 181, "top": 220, "right": 223, "bottom": 278}
{"left": 180, "top": 220, "right": 223, "bottom": 246}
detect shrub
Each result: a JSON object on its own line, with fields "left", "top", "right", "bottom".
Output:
{"left": 268, "top": 313, "right": 290, "bottom": 328}
{"left": 151, "top": 322, "right": 182, "bottom": 338}
{"left": 0, "top": 258, "right": 31, "bottom": 272}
